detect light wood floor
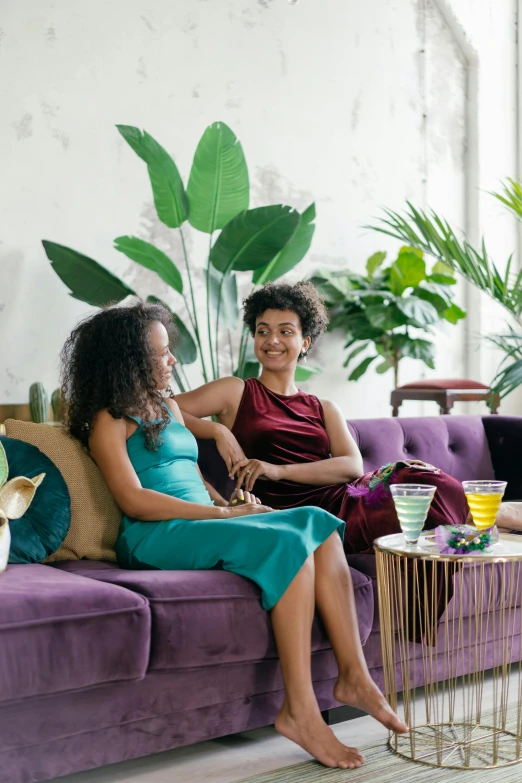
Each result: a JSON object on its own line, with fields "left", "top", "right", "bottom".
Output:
{"left": 53, "top": 674, "right": 507, "bottom": 783}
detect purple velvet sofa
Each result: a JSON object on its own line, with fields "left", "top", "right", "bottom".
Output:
{"left": 1, "top": 415, "right": 521, "bottom": 783}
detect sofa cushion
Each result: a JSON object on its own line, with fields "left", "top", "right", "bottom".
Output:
{"left": 399, "top": 379, "right": 489, "bottom": 390}
{"left": 0, "top": 564, "right": 150, "bottom": 703}
{"left": 347, "top": 415, "right": 495, "bottom": 479}
{"left": 0, "top": 436, "right": 71, "bottom": 564}
{"left": 4, "top": 420, "right": 122, "bottom": 563}
{"left": 53, "top": 561, "right": 374, "bottom": 670}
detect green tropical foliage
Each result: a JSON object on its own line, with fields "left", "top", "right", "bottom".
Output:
{"left": 42, "top": 121, "right": 319, "bottom": 390}
{"left": 311, "top": 247, "right": 465, "bottom": 387}
{"left": 367, "top": 188, "right": 522, "bottom": 402}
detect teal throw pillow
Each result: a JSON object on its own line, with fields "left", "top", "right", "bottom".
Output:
{"left": 0, "top": 435, "right": 71, "bottom": 563}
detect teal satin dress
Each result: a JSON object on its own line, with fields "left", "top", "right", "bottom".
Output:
{"left": 115, "top": 412, "right": 344, "bottom": 610}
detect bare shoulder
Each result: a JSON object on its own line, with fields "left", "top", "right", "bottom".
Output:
{"left": 89, "top": 408, "right": 128, "bottom": 455}
{"left": 164, "top": 397, "right": 184, "bottom": 424}
{"left": 91, "top": 408, "right": 127, "bottom": 433}
{"left": 175, "top": 376, "right": 245, "bottom": 419}
{"left": 319, "top": 398, "right": 345, "bottom": 420}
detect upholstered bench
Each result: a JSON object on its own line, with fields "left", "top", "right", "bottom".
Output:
{"left": 390, "top": 378, "right": 499, "bottom": 416}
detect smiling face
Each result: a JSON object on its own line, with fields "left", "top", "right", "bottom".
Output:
{"left": 148, "top": 320, "right": 177, "bottom": 389}
{"left": 253, "top": 309, "right": 311, "bottom": 371}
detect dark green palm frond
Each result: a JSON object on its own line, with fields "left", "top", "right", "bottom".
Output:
{"left": 486, "top": 327, "right": 522, "bottom": 357}
{"left": 491, "top": 356, "right": 522, "bottom": 400}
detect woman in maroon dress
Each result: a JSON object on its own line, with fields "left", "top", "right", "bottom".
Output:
{"left": 177, "top": 281, "right": 469, "bottom": 555}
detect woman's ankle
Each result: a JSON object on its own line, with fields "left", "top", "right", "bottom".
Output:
{"left": 279, "top": 693, "right": 322, "bottom": 720}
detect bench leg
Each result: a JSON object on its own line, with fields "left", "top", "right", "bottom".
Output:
{"left": 391, "top": 395, "right": 402, "bottom": 417}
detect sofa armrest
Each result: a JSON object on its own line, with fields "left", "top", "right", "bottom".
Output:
{"left": 482, "top": 416, "right": 522, "bottom": 500}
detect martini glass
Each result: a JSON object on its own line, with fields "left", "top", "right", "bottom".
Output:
{"left": 462, "top": 480, "right": 506, "bottom": 542}
{"left": 390, "top": 484, "right": 437, "bottom": 546}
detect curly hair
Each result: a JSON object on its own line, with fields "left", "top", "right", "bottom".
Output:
{"left": 243, "top": 281, "right": 329, "bottom": 357}
{"left": 60, "top": 301, "right": 178, "bottom": 451}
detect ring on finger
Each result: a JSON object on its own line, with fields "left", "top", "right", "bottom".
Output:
{"left": 245, "top": 469, "right": 252, "bottom": 475}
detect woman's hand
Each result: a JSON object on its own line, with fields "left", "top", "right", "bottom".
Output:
{"left": 215, "top": 425, "right": 246, "bottom": 473}
{"left": 230, "top": 458, "right": 283, "bottom": 492}
{"left": 228, "top": 489, "right": 262, "bottom": 506}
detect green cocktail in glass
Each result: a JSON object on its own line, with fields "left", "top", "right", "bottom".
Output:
{"left": 390, "top": 484, "right": 437, "bottom": 545}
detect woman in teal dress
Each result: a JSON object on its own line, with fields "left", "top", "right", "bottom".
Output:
{"left": 61, "top": 302, "right": 406, "bottom": 771}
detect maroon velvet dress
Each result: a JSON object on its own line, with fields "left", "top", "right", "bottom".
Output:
{"left": 232, "top": 379, "right": 468, "bottom": 555}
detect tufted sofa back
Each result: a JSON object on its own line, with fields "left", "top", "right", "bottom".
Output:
{"left": 199, "top": 414, "right": 522, "bottom": 500}
{"left": 347, "top": 415, "right": 495, "bottom": 480}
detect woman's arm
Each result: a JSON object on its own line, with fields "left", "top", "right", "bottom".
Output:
{"left": 176, "top": 377, "right": 245, "bottom": 429}
{"left": 497, "top": 502, "right": 522, "bottom": 533}
{"left": 166, "top": 393, "right": 245, "bottom": 472}
{"left": 175, "top": 378, "right": 246, "bottom": 471}
{"left": 231, "top": 399, "right": 364, "bottom": 492}
{"left": 88, "top": 409, "right": 269, "bottom": 521}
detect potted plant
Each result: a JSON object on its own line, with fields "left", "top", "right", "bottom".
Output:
{"left": 368, "top": 182, "right": 522, "bottom": 402}
{"left": 311, "top": 246, "right": 466, "bottom": 387}
{"left": 42, "top": 121, "right": 318, "bottom": 389}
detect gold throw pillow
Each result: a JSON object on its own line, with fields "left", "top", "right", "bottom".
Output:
{"left": 3, "top": 420, "right": 121, "bottom": 562}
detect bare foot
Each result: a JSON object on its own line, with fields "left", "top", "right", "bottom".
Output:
{"left": 275, "top": 705, "right": 365, "bottom": 769}
{"left": 334, "top": 675, "right": 408, "bottom": 734}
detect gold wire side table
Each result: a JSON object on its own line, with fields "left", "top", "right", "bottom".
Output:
{"left": 374, "top": 532, "right": 522, "bottom": 769}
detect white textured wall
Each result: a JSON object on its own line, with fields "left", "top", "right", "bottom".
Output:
{"left": 0, "top": 0, "right": 519, "bottom": 417}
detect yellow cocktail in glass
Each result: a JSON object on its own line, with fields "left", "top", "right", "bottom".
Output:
{"left": 462, "top": 480, "right": 507, "bottom": 532}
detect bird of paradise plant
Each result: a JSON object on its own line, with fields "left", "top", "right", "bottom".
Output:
{"left": 42, "top": 121, "right": 318, "bottom": 390}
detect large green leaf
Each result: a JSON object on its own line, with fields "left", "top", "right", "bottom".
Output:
{"left": 0, "top": 441, "right": 7, "bottom": 489}
{"left": 366, "top": 251, "right": 387, "bottom": 279}
{"left": 400, "top": 338, "right": 435, "bottom": 368}
{"left": 42, "top": 240, "right": 135, "bottom": 306}
{"left": 342, "top": 342, "right": 369, "bottom": 368}
{"left": 311, "top": 273, "right": 355, "bottom": 306}
{"left": 428, "top": 273, "right": 456, "bottom": 285}
{"left": 389, "top": 252, "right": 427, "bottom": 295}
{"left": 341, "top": 312, "right": 383, "bottom": 341}
{"left": 294, "top": 364, "right": 321, "bottom": 382}
{"left": 413, "top": 282, "right": 452, "bottom": 312}
{"left": 114, "top": 236, "right": 183, "bottom": 294}
{"left": 209, "top": 266, "right": 239, "bottom": 330}
{"left": 365, "top": 303, "right": 408, "bottom": 331}
{"left": 253, "top": 203, "right": 316, "bottom": 284}
{"left": 117, "top": 125, "right": 188, "bottom": 229}
{"left": 432, "top": 260, "right": 455, "bottom": 277}
{"left": 395, "top": 296, "right": 439, "bottom": 326}
{"left": 375, "top": 360, "right": 392, "bottom": 374}
{"left": 210, "top": 205, "right": 300, "bottom": 274}
{"left": 146, "top": 295, "right": 197, "bottom": 364}
{"left": 186, "top": 122, "right": 249, "bottom": 233}
{"left": 348, "top": 355, "right": 377, "bottom": 381}
{"left": 441, "top": 302, "right": 466, "bottom": 324}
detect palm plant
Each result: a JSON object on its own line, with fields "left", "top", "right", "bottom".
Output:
{"left": 367, "top": 184, "right": 522, "bottom": 402}
{"left": 43, "top": 122, "right": 317, "bottom": 390}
